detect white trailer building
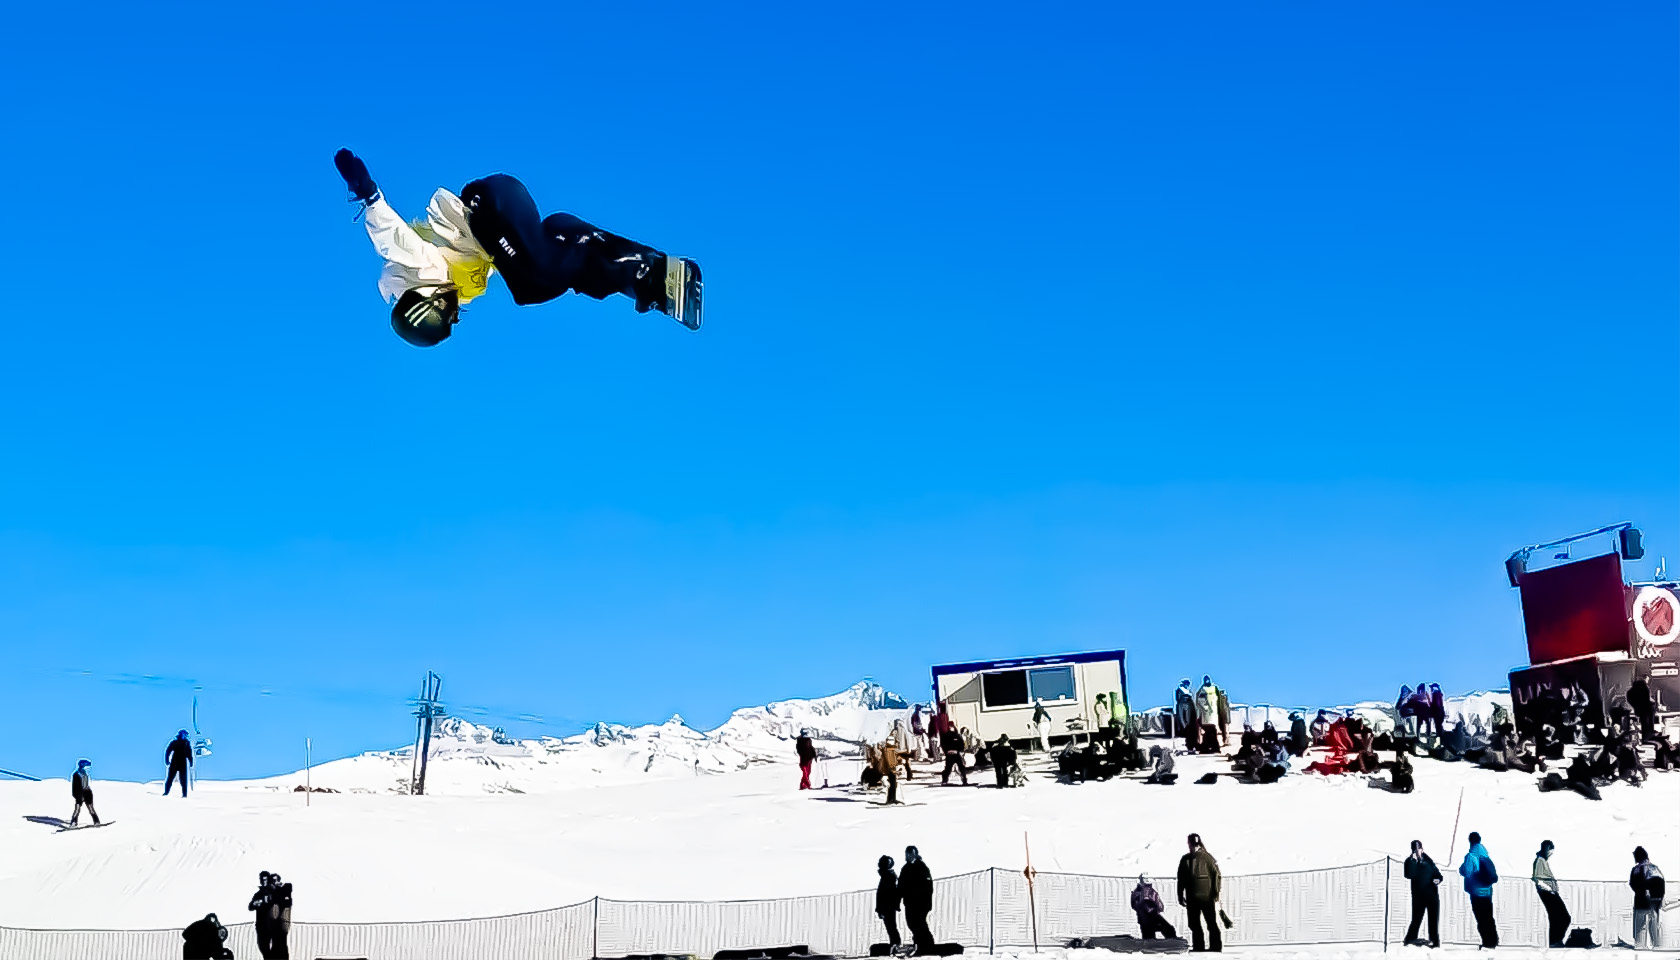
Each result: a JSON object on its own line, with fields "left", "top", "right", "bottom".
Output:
{"left": 931, "top": 650, "right": 1128, "bottom": 749}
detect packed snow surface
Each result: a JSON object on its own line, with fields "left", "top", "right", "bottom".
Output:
{"left": 0, "top": 683, "right": 1672, "bottom": 929}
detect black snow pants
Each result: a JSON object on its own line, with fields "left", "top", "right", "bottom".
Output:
{"left": 1186, "top": 900, "right": 1221, "bottom": 951}
{"left": 941, "top": 751, "right": 968, "bottom": 785}
{"left": 1538, "top": 889, "right": 1571, "bottom": 946}
{"left": 460, "top": 174, "right": 665, "bottom": 307}
{"left": 1470, "top": 895, "right": 1498, "bottom": 948}
{"left": 879, "top": 910, "right": 902, "bottom": 946}
{"left": 905, "top": 907, "right": 934, "bottom": 950}
{"left": 1139, "top": 911, "right": 1177, "bottom": 940}
{"left": 1404, "top": 889, "right": 1439, "bottom": 945}
{"left": 70, "top": 796, "right": 99, "bottom": 826}
{"left": 166, "top": 762, "right": 189, "bottom": 797}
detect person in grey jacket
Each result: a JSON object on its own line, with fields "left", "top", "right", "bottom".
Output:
{"left": 1630, "top": 846, "right": 1665, "bottom": 949}
{"left": 1532, "top": 840, "right": 1570, "bottom": 947}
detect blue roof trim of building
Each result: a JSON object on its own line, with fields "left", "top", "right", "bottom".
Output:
{"left": 930, "top": 649, "right": 1126, "bottom": 678}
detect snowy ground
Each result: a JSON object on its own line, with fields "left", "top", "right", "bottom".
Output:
{"left": 0, "top": 683, "right": 1675, "bottom": 930}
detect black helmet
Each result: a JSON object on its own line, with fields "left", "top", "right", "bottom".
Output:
{"left": 391, "top": 287, "right": 459, "bottom": 347}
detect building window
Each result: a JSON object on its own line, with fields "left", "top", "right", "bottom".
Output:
{"left": 980, "top": 665, "right": 1078, "bottom": 708}
{"left": 981, "top": 670, "right": 1029, "bottom": 708}
{"left": 1028, "top": 665, "right": 1076, "bottom": 703}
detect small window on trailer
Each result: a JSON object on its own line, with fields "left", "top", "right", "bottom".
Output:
{"left": 1028, "top": 665, "right": 1076, "bottom": 703}
{"left": 979, "top": 665, "right": 1078, "bottom": 708}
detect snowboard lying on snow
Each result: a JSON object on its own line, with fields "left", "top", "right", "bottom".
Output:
{"left": 868, "top": 944, "right": 964, "bottom": 957}
{"left": 1065, "top": 935, "right": 1190, "bottom": 954}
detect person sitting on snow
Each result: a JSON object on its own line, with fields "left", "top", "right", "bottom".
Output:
{"left": 333, "top": 149, "right": 702, "bottom": 348}
{"left": 992, "top": 735, "right": 1020, "bottom": 788}
{"left": 1145, "top": 745, "right": 1179, "bottom": 785}
{"left": 1132, "top": 874, "right": 1178, "bottom": 940}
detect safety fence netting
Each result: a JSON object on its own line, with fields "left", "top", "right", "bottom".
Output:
{"left": 0, "top": 862, "right": 1648, "bottom": 959}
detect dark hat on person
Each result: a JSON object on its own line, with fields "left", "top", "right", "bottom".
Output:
{"left": 1468, "top": 831, "right": 1482, "bottom": 844}
{"left": 879, "top": 855, "right": 894, "bottom": 870}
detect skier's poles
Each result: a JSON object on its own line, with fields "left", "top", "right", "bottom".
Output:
{"left": 1024, "top": 832, "right": 1039, "bottom": 952}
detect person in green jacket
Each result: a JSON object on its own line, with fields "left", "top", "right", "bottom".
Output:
{"left": 1533, "top": 840, "right": 1571, "bottom": 947}
{"left": 1402, "top": 840, "right": 1442, "bottom": 947}
{"left": 1176, "top": 832, "right": 1222, "bottom": 952}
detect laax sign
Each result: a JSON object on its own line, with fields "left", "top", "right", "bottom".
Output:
{"left": 1633, "top": 585, "right": 1677, "bottom": 650}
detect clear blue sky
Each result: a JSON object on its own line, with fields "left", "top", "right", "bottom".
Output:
{"left": 1, "top": 3, "right": 1674, "bottom": 782}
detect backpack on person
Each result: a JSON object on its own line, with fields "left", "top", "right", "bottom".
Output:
{"left": 1476, "top": 856, "right": 1498, "bottom": 887}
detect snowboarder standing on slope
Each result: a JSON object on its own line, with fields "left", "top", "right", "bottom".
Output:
{"left": 899, "top": 846, "right": 936, "bottom": 953}
{"left": 1176, "top": 832, "right": 1222, "bottom": 952}
{"left": 1458, "top": 831, "right": 1500, "bottom": 948}
{"left": 796, "top": 729, "right": 817, "bottom": 791}
{"left": 875, "top": 854, "right": 903, "bottom": 950}
{"left": 165, "top": 730, "right": 193, "bottom": 797}
{"left": 332, "top": 149, "right": 702, "bottom": 347}
{"left": 69, "top": 759, "right": 100, "bottom": 827}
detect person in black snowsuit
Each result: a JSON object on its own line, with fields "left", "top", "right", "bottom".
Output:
{"left": 251, "top": 871, "right": 276, "bottom": 958}
{"left": 1402, "top": 840, "right": 1442, "bottom": 947}
{"left": 70, "top": 759, "right": 100, "bottom": 826}
{"left": 939, "top": 728, "right": 968, "bottom": 785}
{"left": 269, "top": 874, "right": 293, "bottom": 959}
{"left": 181, "top": 912, "right": 234, "bottom": 960}
{"left": 1287, "top": 713, "right": 1309, "bottom": 757}
{"left": 875, "top": 854, "right": 902, "bottom": 948}
{"left": 899, "top": 845, "right": 936, "bottom": 952}
{"left": 991, "top": 735, "right": 1019, "bottom": 788}
{"left": 165, "top": 730, "right": 193, "bottom": 798}
{"left": 1627, "top": 680, "right": 1656, "bottom": 740}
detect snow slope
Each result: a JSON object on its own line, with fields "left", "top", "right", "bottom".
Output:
{"left": 0, "top": 683, "right": 1672, "bottom": 930}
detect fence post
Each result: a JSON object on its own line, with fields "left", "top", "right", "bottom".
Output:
{"left": 1383, "top": 858, "right": 1391, "bottom": 953}
{"left": 989, "top": 867, "right": 996, "bottom": 955}
{"left": 592, "top": 896, "right": 599, "bottom": 960}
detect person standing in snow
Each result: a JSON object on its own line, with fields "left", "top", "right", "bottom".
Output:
{"left": 878, "top": 739, "right": 904, "bottom": 805}
{"left": 1175, "top": 679, "right": 1199, "bottom": 753}
{"left": 1402, "top": 840, "right": 1442, "bottom": 948}
{"left": 1194, "top": 679, "right": 1221, "bottom": 754}
{"left": 1287, "top": 712, "right": 1309, "bottom": 757}
{"left": 1458, "top": 831, "right": 1500, "bottom": 948}
{"left": 165, "top": 730, "right": 194, "bottom": 798}
{"left": 795, "top": 729, "right": 818, "bottom": 791}
{"left": 269, "top": 873, "right": 293, "bottom": 959}
{"left": 875, "top": 854, "right": 902, "bottom": 949}
{"left": 1131, "top": 874, "right": 1177, "bottom": 940}
{"left": 910, "top": 706, "right": 930, "bottom": 763}
{"left": 1310, "top": 709, "right": 1331, "bottom": 746}
{"left": 1176, "top": 832, "right": 1222, "bottom": 952}
{"left": 889, "top": 720, "right": 915, "bottom": 781}
{"left": 1630, "top": 846, "right": 1665, "bottom": 949}
{"left": 69, "top": 759, "right": 100, "bottom": 827}
{"left": 250, "top": 871, "right": 276, "bottom": 958}
{"left": 1428, "top": 685, "right": 1446, "bottom": 739}
{"left": 1032, "top": 699, "right": 1051, "bottom": 753}
{"left": 991, "top": 734, "right": 1020, "bottom": 788}
{"left": 1094, "top": 693, "right": 1112, "bottom": 742}
{"left": 1532, "top": 840, "right": 1570, "bottom": 947}
{"left": 1627, "top": 679, "right": 1656, "bottom": 741}
{"left": 899, "top": 846, "right": 936, "bottom": 952}
{"left": 940, "top": 727, "right": 969, "bottom": 786}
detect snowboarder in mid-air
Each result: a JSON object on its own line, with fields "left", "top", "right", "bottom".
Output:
{"left": 333, "top": 149, "right": 702, "bottom": 347}
{"left": 166, "top": 730, "right": 193, "bottom": 797}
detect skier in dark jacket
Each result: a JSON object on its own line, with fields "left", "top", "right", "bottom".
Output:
{"left": 69, "top": 759, "right": 100, "bottom": 826}
{"left": 334, "top": 149, "right": 702, "bottom": 346}
{"left": 1131, "top": 874, "right": 1177, "bottom": 940}
{"left": 165, "top": 730, "right": 193, "bottom": 798}
{"left": 1175, "top": 680, "right": 1199, "bottom": 752}
{"left": 875, "top": 854, "right": 902, "bottom": 948}
{"left": 1402, "top": 840, "right": 1442, "bottom": 947}
{"left": 1287, "top": 713, "right": 1309, "bottom": 757}
{"left": 899, "top": 846, "right": 936, "bottom": 951}
{"left": 795, "top": 730, "right": 817, "bottom": 791}
{"left": 1176, "top": 833, "right": 1222, "bottom": 952}
{"left": 181, "top": 912, "right": 233, "bottom": 959}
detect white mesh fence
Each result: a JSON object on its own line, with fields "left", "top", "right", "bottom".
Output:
{"left": 0, "top": 863, "right": 1653, "bottom": 959}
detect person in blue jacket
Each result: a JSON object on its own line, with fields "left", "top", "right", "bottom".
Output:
{"left": 1459, "top": 831, "right": 1500, "bottom": 948}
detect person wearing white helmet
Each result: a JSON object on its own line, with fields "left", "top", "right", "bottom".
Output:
{"left": 1131, "top": 873, "right": 1177, "bottom": 940}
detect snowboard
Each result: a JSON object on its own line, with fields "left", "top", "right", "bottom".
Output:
{"left": 663, "top": 256, "right": 703, "bottom": 331}
{"left": 1067, "top": 936, "right": 1189, "bottom": 954}
{"left": 57, "top": 821, "right": 115, "bottom": 832}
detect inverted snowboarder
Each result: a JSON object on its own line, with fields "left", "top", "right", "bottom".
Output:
{"left": 333, "top": 149, "right": 702, "bottom": 347}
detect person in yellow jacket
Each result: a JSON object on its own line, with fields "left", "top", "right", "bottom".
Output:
{"left": 334, "top": 149, "right": 701, "bottom": 347}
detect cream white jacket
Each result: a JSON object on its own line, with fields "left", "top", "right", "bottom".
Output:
{"left": 361, "top": 189, "right": 495, "bottom": 304}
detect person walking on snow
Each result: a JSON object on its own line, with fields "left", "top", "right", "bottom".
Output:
{"left": 889, "top": 720, "right": 915, "bottom": 781}
{"left": 795, "top": 729, "right": 817, "bottom": 790}
{"left": 899, "top": 846, "right": 936, "bottom": 952}
{"left": 939, "top": 727, "right": 969, "bottom": 785}
{"left": 1402, "top": 840, "right": 1442, "bottom": 947}
{"left": 1177, "top": 833, "right": 1222, "bottom": 952}
{"left": 875, "top": 855, "right": 902, "bottom": 949}
{"left": 1459, "top": 831, "right": 1500, "bottom": 948}
{"left": 1132, "top": 874, "right": 1178, "bottom": 940}
{"left": 1032, "top": 699, "right": 1051, "bottom": 753}
{"left": 1630, "top": 846, "right": 1665, "bottom": 949}
{"left": 69, "top": 759, "right": 100, "bottom": 827}
{"left": 165, "top": 730, "right": 193, "bottom": 797}
{"left": 1533, "top": 840, "right": 1570, "bottom": 947}
{"left": 332, "top": 149, "right": 702, "bottom": 347}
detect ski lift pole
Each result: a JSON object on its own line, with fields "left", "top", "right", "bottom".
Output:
{"left": 1024, "top": 832, "right": 1039, "bottom": 952}
{"left": 1445, "top": 787, "right": 1465, "bottom": 866}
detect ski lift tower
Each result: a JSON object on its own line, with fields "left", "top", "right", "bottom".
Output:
{"left": 409, "top": 672, "right": 446, "bottom": 796}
